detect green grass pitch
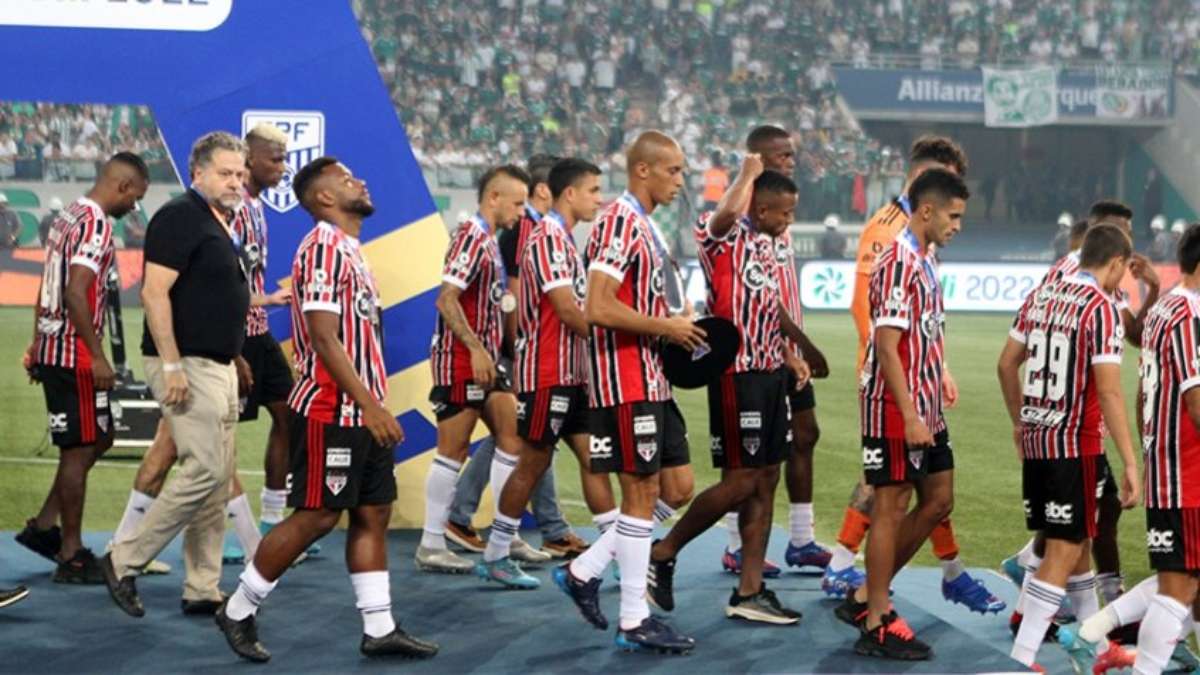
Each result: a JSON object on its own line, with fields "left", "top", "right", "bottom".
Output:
{"left": 0, "top": 307, "right": 1152, "bottom": 583}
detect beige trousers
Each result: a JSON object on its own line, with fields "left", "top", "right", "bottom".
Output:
{"left": 111, "top": 356, "right": 237, "bottom": 601}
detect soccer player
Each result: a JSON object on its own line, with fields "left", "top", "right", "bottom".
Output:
{"left": 1120, "top": 223, "right": 1200, "bottom": 675}
{"left": 476, "top": 157, "right": 616, "bottom": 588}
{"left": 717, "top": 125, "right": 832, "bottom": 579}
{"left": 835, "top": 138, "right": 1002, "bottom": 614}
{"left": 445, "top": 153, "right": 575, "bottom": 563}
{"left": 844, "top": 168, "right": 967, "bottom": 660}
{"left": 417, "top": 164, "right": 530, "bottom": 573}
{"left": 554, "top": 131, "right": 704, "bottom": 653}
{"left": 646, "top": 157, "right": 806, "bottom": 625}
{"left": 996, "top": 223, "right": 1140, "bottom": 670}
{"left": 18, "top": 153, "right": 149, "bottom": 583}
{"left": 105, "top": 125, "right": 301, "bottom": 579}
{"left": 215, "top": 157, "right": 436, "bottom": 662}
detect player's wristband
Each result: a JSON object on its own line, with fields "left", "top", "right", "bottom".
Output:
{"left": 162, "top": 362, "right": 183, "bottom": 373}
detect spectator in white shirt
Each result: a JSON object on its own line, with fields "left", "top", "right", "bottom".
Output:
{"left": 851, "top": 34, "right": 872, "bottom": 68}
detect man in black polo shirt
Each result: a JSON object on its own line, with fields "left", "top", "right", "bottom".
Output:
{"left": 101, "top": 131, "right": 251, "bottom": 617}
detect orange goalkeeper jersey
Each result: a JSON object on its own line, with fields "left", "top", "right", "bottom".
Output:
{"left": 852, "top": 198, "right": 910, "bottom": 370}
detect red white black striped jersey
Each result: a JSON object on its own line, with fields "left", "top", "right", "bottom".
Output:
{"left": 1009, "top": 274, "right": 1124, "bottom": 460}
{"left": 860, "top": 229, "right": 946, "bottom": 437}
{"left": 1139, "top": 286, "right": 1200, "bottom": 508}
{"left": 288, "top": 222, "right": 387, "bottom": 427}
{"left": 33, "top": 197, "right": 113, "bottom": 370}
{"left": 695, "top": 212, "right": 783, "bottom": 373}
{"left": 231, "top": 187, "right": 270, "bottom": 337}
{"left": 515, "top": 210, "right": 588, "bottom": 391}
{"left": 499, "top": 205, "right": 541, "bottom": 278}
{"left": 585, "top": 192, "right": 673, "bottom": 407}
{"left": 1041, "top": 250, "right": 1131, "bottom": 313}
{"left": 431, "top": 215, "right": 506, "bottom": 385}
{"left": 775, "top": 229, "right": 803, "bottom": 333}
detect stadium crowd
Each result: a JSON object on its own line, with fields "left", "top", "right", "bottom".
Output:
{"left": 0, "top": 103, "right": 169, "bottom": 182}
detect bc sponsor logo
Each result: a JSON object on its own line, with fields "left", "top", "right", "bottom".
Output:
{"left": 862, "top": 446, "right": 883, "bottom": 471}
{"left": 590, "top": 436, "right": 613, "bottom": 459}
{"left": 241, "top": 110, "right": 325, "bottom": 213}
{"left": 1147, "top": 528, "right": 1175, "bottom": 553}
{"left": 1044, "top": 501, "right": 1073, "bottom": 525}
{"left": 48, "top": 412, "right": 68, "bottom": 433}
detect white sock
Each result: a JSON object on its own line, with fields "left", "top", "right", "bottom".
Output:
{"left": 226, "top": 561, "right": 277, "bottom": 621}
{"left": 484, "top": 513, "right": 520, "bottom": 562}
{"left": 260, "top": 488, "right": 287, "bottom": 525}
{"left": 615, "top": 514, "right": 654, "bottom": 630}
{"left": 350, "top": 571, "right": 397, "bottom": 638}
{"left": 1015, "top": 537, "right": 1037, "bottom": 568}
{"left": 789, "top": 503, "right": 814, "bottom": 547}
{"left": 1080, "top": 605, "right": 1121, "bottom": 643}
{"left": 420, "top": 456, "right": 462, "bottom": 550}
{"left": 570, "top": 525, "right": 617, "bottom": 581}
{"left": 1067, "top": 572, "right": 1101, "bottom": 623}
{"left": 652, "top": 499, "right": 676, "bottom": 525}
{"left": 941, "top": 555, "right": 966, "bottom": 582}
{"left": 1134, "top": 595, "right": 1189, "bottom": 675}
{"left": 226, "top": 494, "right": 262, "bottom": 560}
{"left": 113, "top": 490, "right": 155, "bottom": 545}
{"left": 1016, "top": 554, "right": 1042, "bottom": 614}
{"left": 489, "top": 448, "right": 519, "bottom": 514}
{"left": 1096, "top": 571, "right": 1124, "bottom": 604}
{"left": 593, "top": 508, "right": 619, "bottom": 534}
{"left": 1110, "top": 576, "right": 1159, "bottom": 626}
{"left": 1011, "top": 578, "right": 1065, "bottom": 667}
{"left": 724, "top": 512, "right": 742, "bottom": 553}
{"left": 829, "top": 544, "right": 856, "bottom": 572}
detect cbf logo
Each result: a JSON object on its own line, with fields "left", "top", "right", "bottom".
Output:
{"left": 241, "top": 110, "right": 325, "bottom": 213}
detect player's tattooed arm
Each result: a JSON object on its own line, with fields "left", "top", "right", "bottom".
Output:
{"left": 435, "top": 281, "right": 496, "bottom": 387}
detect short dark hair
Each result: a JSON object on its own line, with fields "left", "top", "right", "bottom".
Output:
{"left": 108, "top": 151, "right": 149, "bottom": 181}
{"left": 548, "top": 158, "right": 602, "bottom": 199}
{"left": 526, "top": 154, "right": 559, "bottom": 189}
{"left": 293, "top": 156, "right": 339, "bottom": 210}
{"left": 908, "top": 167, "right": 969, "bottom": 209}
{"left": 752, "top": 170, "right": 798, "bottom": 197}
{"left": 1088, "top": 199, "right": 1133, "bottom": 224}
{"left": 1080, "top": 223, "right": 1132, "bottom": 268}
{"left": 1179, "top": 223, "right": 1200, "bottom": 273}
{"left": 746, "top": 125, "right": 790, "bottom": 153}
{"left": 910, "top": 135, "right": 968, "bottom": 177}
{"left": 477, "top": 163, "right": 532, "bottom": 203}
{"left": 1068, "top": 219, "right": 1091, "bottom": 246}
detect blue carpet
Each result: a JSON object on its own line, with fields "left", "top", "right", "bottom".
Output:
{"left": 0, "top": 527, "right": 1061, "bottom": 673}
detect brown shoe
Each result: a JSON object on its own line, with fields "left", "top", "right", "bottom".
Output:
{"left": 444, "top": 521, "right": 485, "bottom": 553}
{"left": 541, "top": 532, "right": 589, "bottom": 559}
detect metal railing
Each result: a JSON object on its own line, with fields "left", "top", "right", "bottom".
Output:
{"left": 828, "top": 52, "right": 1173, "bottom": 74}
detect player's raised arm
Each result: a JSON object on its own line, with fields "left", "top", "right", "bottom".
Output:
{"left": 706, "top": 153, "right": 762, "bottom": 239}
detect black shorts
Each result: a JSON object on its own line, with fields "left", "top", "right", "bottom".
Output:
{"left": 787, "top": 376, "right": 816, "bottom": 413}
{"left": 517, "top": 385, "right": 589, "bottom": 447}
{"left": 429, "top": 359, "right": 513, "bottom": 422}
{"left": 707, "top": 370, "right": 790, "bottom": 469}
{"left": 1099, "top": 455, "right": 1119, "bottom": 502}
{"left": 589, "top": 400, "right": 690, "bottom": 475}
{"left": 1146, "top": 507, "right": 1200, "bottom": 572}
{"left": 37, "top": 364, "right": 113, "bottom": 449}
{"left": 1022, "top": 455, "right": 1107, "bottom": 541}
{"left": 287, "top": 412, "right": 397, "bottom": 510}
{"left": 862, "top": 429, "right": 953, "bottom": 486}
{"left": 238, "top": 333, "right": 294, "bottom": 422}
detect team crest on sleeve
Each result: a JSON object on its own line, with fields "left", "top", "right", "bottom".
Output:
{"left": 241, "top": 110, "right": 325, "bottom": 213}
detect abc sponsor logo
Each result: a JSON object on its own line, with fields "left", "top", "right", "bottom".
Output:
{"left": 1044, "top": 501, "right": 1073, "bottom": 525}
{"left": 1147, "top": 528, "right": 1175, "bottom": 554}
{"left": 862, "top": 446, "right": 883, "bottom": 471}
